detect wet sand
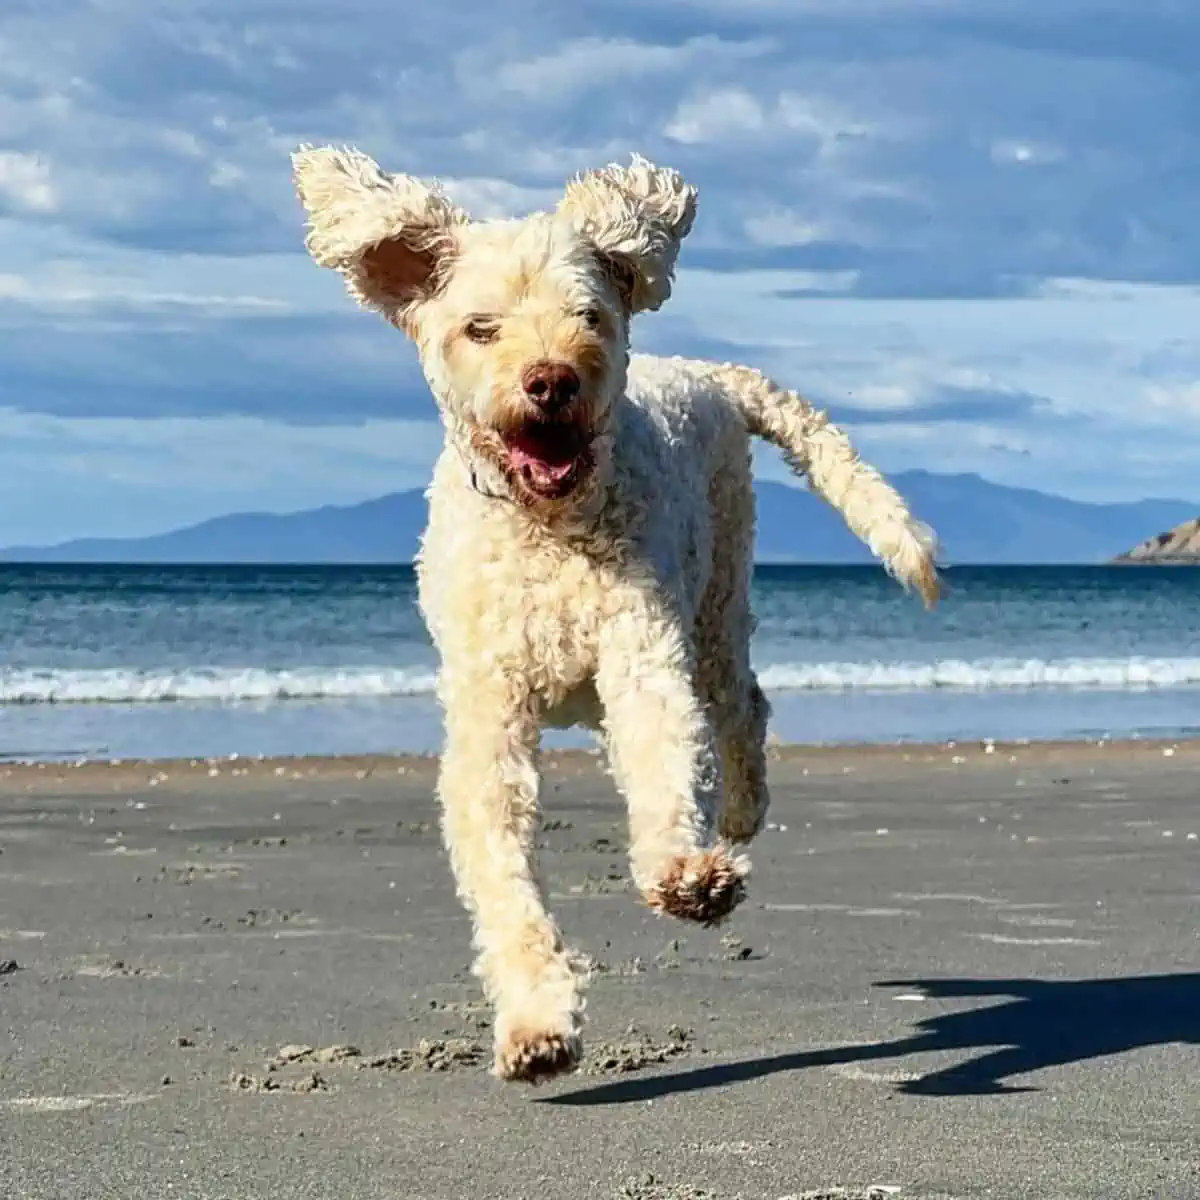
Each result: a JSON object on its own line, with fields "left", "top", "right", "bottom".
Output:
{"left": 1, "top": 740, "right": 1198, "bottom": 1199}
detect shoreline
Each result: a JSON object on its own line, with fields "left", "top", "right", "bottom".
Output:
{"left": 2, "top": 733, "right": 1197, "bottom": 790}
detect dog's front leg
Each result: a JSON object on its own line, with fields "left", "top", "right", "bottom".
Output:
{"left": 436, "top": 669, "right": 585, "bottom": 1083}
{"left": 595, "top": 605, "right": 749, "bottom": 926}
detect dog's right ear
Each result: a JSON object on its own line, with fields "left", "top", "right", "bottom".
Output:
{"left": 291, "top": 145, "right": 470, "bottom": 332}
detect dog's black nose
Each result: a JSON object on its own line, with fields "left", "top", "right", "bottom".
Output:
{"left": 522, "top": 361, "right": 580, "bottom": 411}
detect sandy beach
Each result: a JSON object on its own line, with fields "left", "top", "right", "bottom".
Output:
{"left": 1, "top": 739, "right": 1198, "bottom": 1199}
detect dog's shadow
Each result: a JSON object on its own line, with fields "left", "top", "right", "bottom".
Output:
{"left": 543, "top": 973, "right": 1200, "bottom": 1106}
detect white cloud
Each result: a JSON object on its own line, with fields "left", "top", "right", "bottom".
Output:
{"left": 1031, "top": 277, "right": 1200, "bottom": 303}
{"left": 1141, "top": 382, "right": 1200, "bottom": 421}
{"left": 665, "top": 86, "right": 894, "bottom": 148}
{"left": 0, "top": 217, "right": 346, "bottom": 325}
{"left": 990, "top": 138, "right": 1066, "bottom": 166}
{"left": 743, "top": 209, "right": 823, "bottom": 247}
{"left": 0, "top": 151, "right": 57, "bottom": 212}
{"left": 440, "top": 177, "right": 559, "bottom": 220}
{"left": 742, "top": 207, "right": 873, "bottom": 248}
{"left": 775, "top": 93, "right": 878, "bottom": 144}
{"left": 0, "top": 271, "right": 290, "bottom": 314}
{"left": 493, "top": 35, "right": 772, "bottom": 98}
{"left": 664, "top": 88, "right": 768, "bottom": 145}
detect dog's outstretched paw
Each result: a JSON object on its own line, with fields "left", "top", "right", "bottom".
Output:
{"left": 492, "top": 1023, "right": 582, "bottom": 1084}
{"left": 645, "top": 845, "right": 749, "bottom": 926}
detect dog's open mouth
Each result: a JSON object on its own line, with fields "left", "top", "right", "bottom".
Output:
{"left": 503, "top": 420, "right": 589, "bottom": 498}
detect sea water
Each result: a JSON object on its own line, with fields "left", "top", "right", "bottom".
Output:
{"left": 0, "top": 564, "right": 1197, "bottom": 761}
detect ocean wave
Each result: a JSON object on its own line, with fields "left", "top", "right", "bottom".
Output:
{"left": 2, "top": 656, "right": 1200, "bottom": 706}
{"left": 0, "top": 666, "right": 439, "bottom": 705}
{"left": 757, "top": 657, "right": 1200, "bottom": 692}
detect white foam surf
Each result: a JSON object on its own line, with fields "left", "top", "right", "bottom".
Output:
{"left": 2, "top": 656, "right": 1199, "bottom": 706}
{"left": 757, "top": 656, "right": 1200, "bottom": 692}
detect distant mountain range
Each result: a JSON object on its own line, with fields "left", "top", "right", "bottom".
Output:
{"left": 2, "top": 472, "right": 1197, "bottom": 565}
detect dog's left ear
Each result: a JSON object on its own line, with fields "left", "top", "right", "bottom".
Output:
{"left": 557, "top": 154, "right": 698, "bottom": 315}
{"left": 291, "top": 144, "right": 470, "bottom": 332}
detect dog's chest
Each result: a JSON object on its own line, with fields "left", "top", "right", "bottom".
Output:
{"left": 493, "top": 550, "right": 610, "bottom": 695}
{"left": 419, "top": 511, "right": 613, "bottom": 693}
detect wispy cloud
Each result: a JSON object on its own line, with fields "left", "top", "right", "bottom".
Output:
{"left": 0, "top": 407, "right": 443, "bottom": 545}
{"left": 0, "top": 272, "right": 290, "bottom": 313}
{"left": 0, "top": 152, "right": 57, "bottom": 212}
{"left": 493, "top": 35, "right": 772, "bottom": 98}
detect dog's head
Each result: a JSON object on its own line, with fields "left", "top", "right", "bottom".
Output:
{"left": 292, "top": 146, "right": 697, "bottom": 509}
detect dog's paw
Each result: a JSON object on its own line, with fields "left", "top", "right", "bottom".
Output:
{"left": 718, "top": 807, "right": 766, "bottom": 846}
{"left": 644, "top": 845, "right": 749, "bottom": 926}
{"left": 492, "top": 1022, "right": 582, "bottom": 1084}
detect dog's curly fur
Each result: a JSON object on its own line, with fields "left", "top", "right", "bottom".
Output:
{"left": 292, "top": 145, "right": 941, "bottom": 1084}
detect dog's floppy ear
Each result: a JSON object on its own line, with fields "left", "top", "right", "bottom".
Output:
{"left": 291, "top": 144, "right": 470, "bottom": 331}
{"left": 557, "top": 154, "right": 698, "bottom": 315}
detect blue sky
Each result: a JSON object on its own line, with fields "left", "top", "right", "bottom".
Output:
{"left": 1, "top": 0, "right": 1199, "bottom": 544}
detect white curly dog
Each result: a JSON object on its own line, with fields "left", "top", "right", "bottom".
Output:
{"left": 292, "top": 145, "right": 941, "bottom": 1084}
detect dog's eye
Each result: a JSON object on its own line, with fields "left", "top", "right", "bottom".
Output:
{"left": 464, "top": 318, "right": 500, "bottom": 344}
{"left": 578, "top": 308, "right": 602, "bottom": 330}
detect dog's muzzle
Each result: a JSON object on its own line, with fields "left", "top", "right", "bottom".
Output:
{"left": 503, "top": 417, "right": 592, "bottom": 500}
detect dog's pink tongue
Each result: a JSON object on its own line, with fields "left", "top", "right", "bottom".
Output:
{"left": 509, "top": 435, "right": 575, "bottom": 481}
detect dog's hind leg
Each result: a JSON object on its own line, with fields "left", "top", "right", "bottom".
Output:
{"left": 709, "top": 672, "right": 772, "bottom": 845}
{"left": 690, "top": 444, "right": 772, "bottom": 845}
{"left": 594, "top": 590, "right": 749, "bottom": 926}
{"left": 694, "top": 470, "right": 772, "bottom": 846}
{"left": 436, "top": 667, "right": 585, "bottom": 1083}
